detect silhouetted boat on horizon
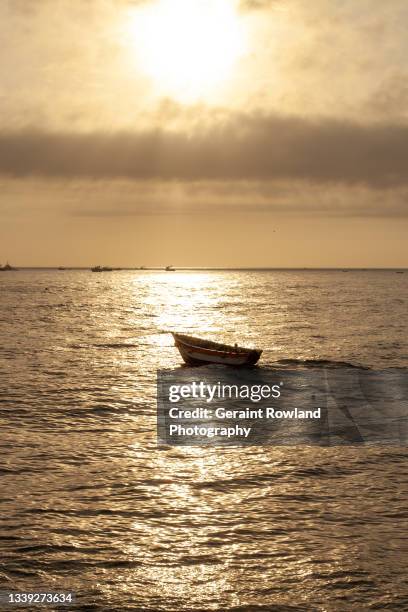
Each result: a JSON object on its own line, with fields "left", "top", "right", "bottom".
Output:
{"left": 165, "top": 265, "right": 175, "bottom": 271}
{"left": 0, "top": 262, "right": 18, "bottom": 271}
{"left": 91, "top": 266, "right": 113, "bottom": 272}
{"left": 172, "top": 332, "right": 262, "bottom": 366}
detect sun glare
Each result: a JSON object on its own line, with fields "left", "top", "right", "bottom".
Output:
{"left": 125, "top": 0, "right": 246, "bottom": 102}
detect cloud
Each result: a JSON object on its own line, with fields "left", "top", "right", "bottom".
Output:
{"left": 3, "top": 0, "right": 408, "bottom": 132}
{"left": 239, "top": 0, "right": 281, "bottom": 9}
{"left": 1, "top": 113, "right": 408, "bottom": 189}
{"left": 366, "top": 70, "right": 408, "bottom": 118}
{"left": 2, "top": 174, "right": 408, "bottom": 221}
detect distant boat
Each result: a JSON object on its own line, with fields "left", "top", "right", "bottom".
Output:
{"left": 91, "top": 266, "right": 113, "bottom": 272}
{"left": 0, "top": 262, "right": 18, "bottom": 271}
{"left": 58, "top": 266, "right": 66, "bottom": 270}
{"left": 172, "top": 333, "right": 262, "bottom": 366}
{"left": 165, "top": 265, "right": 175, "bottom": 271}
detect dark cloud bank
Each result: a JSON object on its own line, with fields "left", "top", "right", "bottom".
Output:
{"left": 1, "top": 114, "right": 408, "bottom": 188}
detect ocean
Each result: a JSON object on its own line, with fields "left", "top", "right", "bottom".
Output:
{"left": 1, "top": 269, "right": 407, "bottom": 610}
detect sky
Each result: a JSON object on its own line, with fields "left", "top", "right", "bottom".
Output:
{"left": 1, "top": 0, "right": 408, "bottom": 267}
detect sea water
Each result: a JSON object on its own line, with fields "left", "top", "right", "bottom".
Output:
{"left": 1, "top": 269, "right": 407, "bottom": 610}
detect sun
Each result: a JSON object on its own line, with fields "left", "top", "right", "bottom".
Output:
{"left": 125, "top": 0, "right": 246, "bottom": 102}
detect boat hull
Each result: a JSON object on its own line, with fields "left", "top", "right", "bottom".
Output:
{"left": 173, "top": 333, "right": 262, "bottom": 367}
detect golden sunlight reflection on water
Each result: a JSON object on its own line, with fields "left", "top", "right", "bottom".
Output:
{"left": 138, "top": 272, "right": 222, "bottom": 335}
{"left": 114, "top": 441, "right": 379, "bottom": 610}
{"left": 2, "top": 270, "right": 408, "bottom": 610}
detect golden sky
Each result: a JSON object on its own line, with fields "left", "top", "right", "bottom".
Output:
{"left": 1, "top": 0, "right": 408, "bottom": 266}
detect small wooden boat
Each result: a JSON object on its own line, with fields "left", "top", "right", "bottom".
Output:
{"left": 172, "top": 333, "right": 262, "bottom": 366}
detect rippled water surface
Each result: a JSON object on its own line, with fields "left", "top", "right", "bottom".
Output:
{"left": 1, "top": 269, "right": 407, "bottom": 611}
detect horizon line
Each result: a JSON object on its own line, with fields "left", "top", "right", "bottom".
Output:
{"left": 5, "top": 266, "right": 408, "bottom": 271}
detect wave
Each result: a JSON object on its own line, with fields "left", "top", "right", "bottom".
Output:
{"left": 271, "top": 358, "right": 371, "bottom": 370}
{"left": 69, "top": 342, "right": 138, "bottom": 349}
